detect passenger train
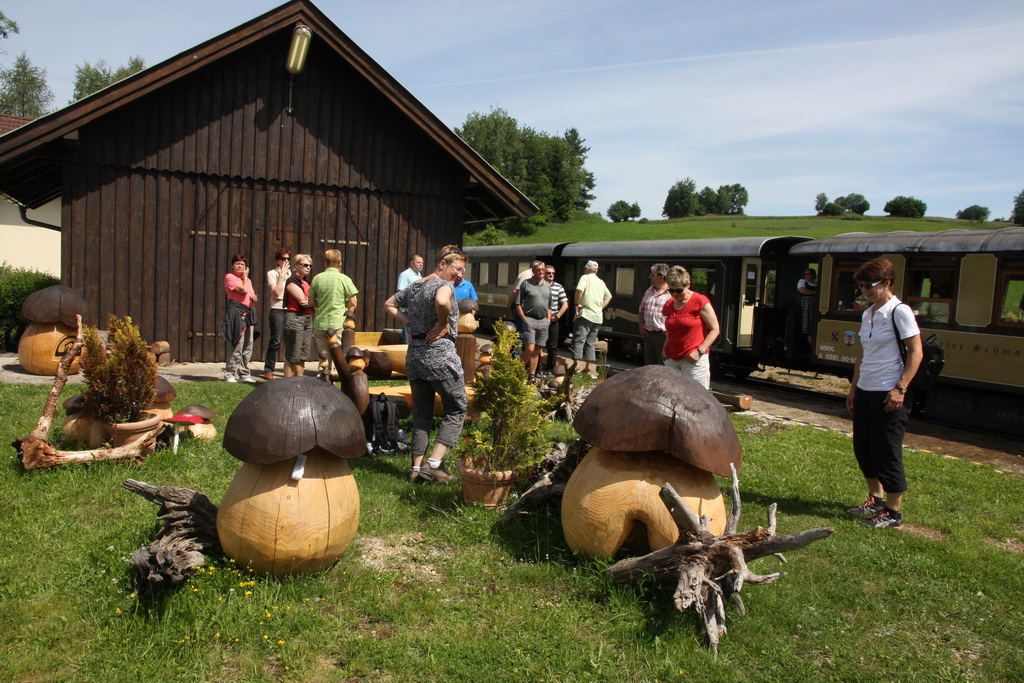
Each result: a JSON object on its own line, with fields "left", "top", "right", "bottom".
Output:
{"left": 464, "top": 227, "right": 1024, "bottom": 438}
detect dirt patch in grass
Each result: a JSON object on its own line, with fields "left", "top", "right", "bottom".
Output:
{"left": 353, "top": 533, "right": 447, "bottom": 581}
{"left": 902, "top": 525, "right": 949, "bottom": 541}
{"left": 986, "top": 537, "right": 1024, "bottom": 554}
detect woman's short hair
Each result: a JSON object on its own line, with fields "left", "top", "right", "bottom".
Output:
{"left": 275, "top": 247, "right": 291, "bottom": 261}
{"left": 231, "top": 253, "right": 247, "bottom": 265}
{"left": 665, "top": 265, "right": 691, "bottom": 287}
{"left": 854, "top": 258, "right": 895, "bottom": 285}
{"left": 323, "top": 249, "right": 342, "bottom": 268}
{"left": 291, "top": 253, "right": 311, "bottom": 270}
{"left": 436, "top": 244, "right": 468, "bottom": 265}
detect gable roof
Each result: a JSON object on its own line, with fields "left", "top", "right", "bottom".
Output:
{"left": 0, "top": 0, "right": 535, "bottom": 223}
{"left": 0, "top": 114, "right": 31, "bottom": 136}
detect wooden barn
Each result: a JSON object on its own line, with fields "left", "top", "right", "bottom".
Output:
{"left": 0, "top": 0, "right": 534, "bottom": 362}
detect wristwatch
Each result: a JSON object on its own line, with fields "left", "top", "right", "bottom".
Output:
{"left": 895, "top": 384, "right": 907, "bottom": 395}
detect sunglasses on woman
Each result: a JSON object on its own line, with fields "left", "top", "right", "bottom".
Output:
{"left": 668, "top": 288, "right": 685, "bottom": 294}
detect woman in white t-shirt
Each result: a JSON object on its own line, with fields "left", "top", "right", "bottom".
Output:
{"left": 844, "top": 258, "right": 922, "bottom": 530}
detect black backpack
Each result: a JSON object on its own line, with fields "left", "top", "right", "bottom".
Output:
{"left": 364, "top": 393, "right": 408, "bottom": 456}
{"left": 893, "top": 303, "right": 945, "bottom": 390}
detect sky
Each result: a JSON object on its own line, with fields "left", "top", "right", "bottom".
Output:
{"left": 3, "top": 0, "right": 1023, "bottom": 221}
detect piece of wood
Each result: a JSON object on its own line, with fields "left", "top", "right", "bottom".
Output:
{"left": 16, "top": 429, "right": 161, "bottom": 470}
{"left": 711, "top": 389, "right": 753, "bottom": 410}
{"left": 353, "top": 344, "right": 406, "bottom": 377}
{"left": 456, "top": 333, "right": 477, "bottom": 384}
{"left": 604, "top": 467, "right": 834, "bottom": 652}
{"left": 150, "top": 340, "right": 171, "bottom": 355}
{"left": 122, "top": 478, "right": 220, "bottom": 596}
{"left": 561, "top": 447, "right": 727, "bottom": 558}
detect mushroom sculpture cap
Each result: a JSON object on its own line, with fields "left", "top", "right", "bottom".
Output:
{"left": 154, "top": 376, "right": 177, "bottom": 403}
{"left": 63, "top": 393, "right": 86, "bottom": 415}
{"left": 223, "top": 376, "right": 365, "bottom": 464}
{"left": 21, "top": 285, "right": 87, "bottom": 327}
{"left": 572, "top": 365, "right": 742, "bottom": 477}
{"left": 178, "top": 404, "right": 217, "bottom": 421}
{"left": 457, "top": 298, "right": 479, "bottom": 314}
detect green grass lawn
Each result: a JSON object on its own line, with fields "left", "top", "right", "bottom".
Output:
{"left": 2, "top": 380, "right": 1022, "bottom": 681}
{"left": 466, "top": 211, "right": 1007, "bottom": 245}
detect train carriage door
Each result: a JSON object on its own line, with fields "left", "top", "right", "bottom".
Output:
{"left": 738, "top": 258, "right": 761, "bottom": 348}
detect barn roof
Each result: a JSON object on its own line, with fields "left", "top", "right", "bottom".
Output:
{"left": 0, "top": 0, "right": 535, "bottom": 223}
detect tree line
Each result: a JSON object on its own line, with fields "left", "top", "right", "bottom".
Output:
{"left": 0, "top": 11, "right": 145, "bottom": 118}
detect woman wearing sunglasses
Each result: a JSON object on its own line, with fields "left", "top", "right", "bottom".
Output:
{"left": 282, "top": 254, "right": 314, "bottom": 377}
{"left": 844, "top": 258, "right": 923, "bottom": 530}
{"left": 661, "top": 265, "right": 719, "bottom": 390}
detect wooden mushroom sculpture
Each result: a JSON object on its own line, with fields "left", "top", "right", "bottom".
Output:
{"left": 18, "top": 285, "right": 87, "bottom": 375}
{"left": 456, "top": 298, "right": 479, "bottom": 382}
{"left": 217, "top": 377, "right": 364, "bottom": 576}
{"left": 176, "top": 404, "right": 217, "bottom": 440}
{"left": 61, "top": 393, "right": 106, "bottom": 447}
{"left": 562, "top": 365, "right": 742, "bottom": 558}
{"left": 476, "top": 343, "right": 493, "bottom": 380}
{"left": 148, "top": 376, "right": 177, "bottom": 420}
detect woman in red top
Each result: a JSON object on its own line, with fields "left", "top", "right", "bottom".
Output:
{"left": 283, "top": 253, "right": 314, "bottom": 377}
{"left": 661, "top": 265, "right": 720, "bottom": 389}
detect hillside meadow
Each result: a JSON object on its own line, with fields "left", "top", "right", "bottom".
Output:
{"left": 465, "top": 212, "right": 1007, "bottom": 245}
{"left": 1, "top": 379, "right": 1022, "bottom": 681}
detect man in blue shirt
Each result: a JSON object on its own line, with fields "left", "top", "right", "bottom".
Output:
{"left": 454, "top": 272, "right": 478, "bottom": 302}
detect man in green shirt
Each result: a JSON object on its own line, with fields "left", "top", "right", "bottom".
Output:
{"left": 572, "top": 260, "right": 612, "bottom": 376}
{"left": 309, "top": 249, "right": 359, "bottom": 361}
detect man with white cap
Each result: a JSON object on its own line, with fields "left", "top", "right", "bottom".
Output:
{"left": 572, "top": 260, "right": 612, "bottom": 376}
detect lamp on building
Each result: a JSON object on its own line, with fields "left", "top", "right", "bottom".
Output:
{"left": 286, "top": 25, "right": 312, "bottom": 114}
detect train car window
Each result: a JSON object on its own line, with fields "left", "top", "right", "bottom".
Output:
{"left": 690, "top": 268, "right": 715, "bottom": 297}
{"left": 743, "top": 263, "right": 758, "bottom": 304}
{"left": 517, "top": 262, "right": 530, "bottom": 277}
{"left": 615, "top": 265, "right": 635, "bottom": 296}
{"left": 478, "top": 262, "right": 490, "bottom": 286}
{"left": 498, "top": 262, "right": 510, "bottom": 287}
{"left": 832, "top": 261, "right": 867, "bottom": 314}
{"left": 905, "top": 258, "right": 956, "bottom": 324}
{"left": 464, "top": 262, "right": 473, "bottom": 282}
{"left": 763, "top": 268, "right": 777, "bottom": 306}
{"left": 997, "top": 266, "right": 1024, "bottom": 326}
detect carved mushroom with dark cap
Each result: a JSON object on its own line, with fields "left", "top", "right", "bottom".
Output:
{"left": 18, "top": 285, "right": 87, "bottom": 376}
{"left": 61, "top": 393, "right": 106, "bottom": 447}
{"left": 216, "top": 376, "right": 365, "bottom": 576}
{"left": 148, "top": 376, "right": 177, "bottom": 420}
{"left": 562, "top": 364, "right": 742, "bottom": 558}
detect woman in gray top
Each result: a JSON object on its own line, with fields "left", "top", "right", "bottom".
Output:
{"left": 384, "top": 245, "right": 468, "bottom": 483}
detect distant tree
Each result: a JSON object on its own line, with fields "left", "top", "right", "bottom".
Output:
{"left": 698, "top": 186, "right": 719, "bottom": 216}
{"left": 820, "top": 202, "right": 844, "bottom": 217}
{"left": 71, "top": 56, "right": 145, "bottom": 102}
{"left": 1011, "top": 189, "right": 1024, "bottom": 226}
{"left": 663, "top": 177, "right": 700, "bottom": 219}
{"left": 0, "top": 11, "right": 19, "bottom": 42}
{"left": 607, "top": 200, "right": 640, "bottom": 222}
{"left": 814, "top": 193, "right": 829, "bottom": 215}
{"left": 836, "top": 193, "right": 870, "bottom": 215}
{"left": 473, "top": 225, "right": 508, "bottom": 245}
{"left": 717, "top": 184, "right": 749, "bottom": 215}
{"left": 564, "top": 127, "right": 596, "bottom": 211}
{"left": 956, "top": 205, "right": 990, "bottom": 221}
{"left": 0, "top": 52, "right": 54, "bottom": 118}
{"left": 883, "top": 195, "right": 927, "bottom": 218}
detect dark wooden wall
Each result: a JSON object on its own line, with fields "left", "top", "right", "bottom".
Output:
{"left": 60, "top": 30, "right": 468, "bottom": 362}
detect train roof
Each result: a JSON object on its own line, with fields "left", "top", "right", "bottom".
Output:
{"left": 560, "top": 235, "right": 811, "bottom": 259}
{"left": 462, "top": 243, "right": 568, "bottom": 258}
{"left": 789, "top": 227, "right": 1024, "bottom": 256}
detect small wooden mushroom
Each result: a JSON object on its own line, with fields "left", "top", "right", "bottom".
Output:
{"left": 562, "top": 365, "right": 742, "bottom": 557}
{"left": 217, "top": 377, "right": 365, "bottom": 576}
{"left": 456, "top": 299, "right": 479, "bottom": 382}
{"left": 457, "top": 298, "right": 479, "bottom": 334}
{"left": 18, "top": 285, "right": 87, "bottom": 375}
{"left": 61, "top": 393, "right": 106, "bottom": 447}
{"left": 175, "top": 404, "right": 217, "bottom": 441}
{"left": 148, "top": 376, "right": 177, "bottom": 420}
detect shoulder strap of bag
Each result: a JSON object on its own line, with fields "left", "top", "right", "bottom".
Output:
{"left": 892, "top": 303, "right": 908, "bottom": 366}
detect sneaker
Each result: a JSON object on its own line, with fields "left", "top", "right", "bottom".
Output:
{"left": 225, "top": 377, "right": 238, "bottom": 383}
{"left": 409, "top": 468, "right": 423, "bottom": 482}
{"left": 417, "top": 461, "right": 453, "bottom": 483}
{"left": 239, "top": 376, "right": 258, "bottom": 384}
{"left": 846, "top": 497, "right": 885, "bottom": 517}
{"left": 263, "top": 372, "right": 274, "bottom": 380}
{"left": 858, "top": 509, "right": 904, "bottom": 529}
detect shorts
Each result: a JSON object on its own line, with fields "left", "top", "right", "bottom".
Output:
{"left": 520, "top": 315, "right": 549, "bottom": 346}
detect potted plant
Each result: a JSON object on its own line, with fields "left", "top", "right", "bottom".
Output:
{"left": 456, "top": 322, "right": 551, "bottom": 508}
{"left": 80, "top": 315, "right": 159, "bottom": 446}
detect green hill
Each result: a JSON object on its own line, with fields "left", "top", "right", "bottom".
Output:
{"left": 466, "top": 212, "right": 1007, "bottom": 245}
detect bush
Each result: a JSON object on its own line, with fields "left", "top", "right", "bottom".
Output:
{"left": 0, "top": 263, "right": 59, "bottom": 350}
{"left": 956, "top": 205, "right": 990, "bottom": 221}
{"left": 820, "top": 202, "right": 844, "bottom": 216}
{"left": 81, "top": 315, "right": 157, "bottom": 424}
{"left": 883, "top": 195, "right": 927, "bottom": 218}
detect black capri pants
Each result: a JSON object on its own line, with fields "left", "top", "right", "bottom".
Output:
{"left": 852, "top": 387, "right": 910, "bottom": 493}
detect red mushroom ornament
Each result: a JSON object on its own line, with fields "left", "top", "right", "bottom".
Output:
{"left": 562, "top": 365, "right": 742, "bottom": 557}
{"left": 217, "top": 377, "right": 365, "bottom": 576}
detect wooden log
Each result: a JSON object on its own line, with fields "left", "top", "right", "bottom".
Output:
{"left": 711, "top": 389, "right": 754, "bottom": 410}
{"left": 354, "top": 344, "right": 406, "bottom": 378}
{"left": 456, "top": 334, "right": 477, "bottom": 384}
{"left": 150, "top": 340, "right": 171, "bottom": 355}
{"left": 16, "top": 429, "right": 161, "bottom": 470}
{"left": 156, "top": 352, "right": 172, "bottom": 366}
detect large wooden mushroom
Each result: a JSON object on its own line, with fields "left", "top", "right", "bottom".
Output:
{"left": 217, "top": 377, "right": 365, "bottom": 576}
{"left": 18, "top": 285, "right": 87, "bottom": 375}
{"left": 562, "top": 365, "right": 742, "bottom": 557}
{"left": 456, "top": 298, "right": 479, "bottom": 383}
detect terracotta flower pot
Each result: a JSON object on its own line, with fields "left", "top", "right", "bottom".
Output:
{"left": 457, "top": 458, "right": 517, "bottom": 509}
{"left": 105, "top": 412, "right": 162, "bottom": 447}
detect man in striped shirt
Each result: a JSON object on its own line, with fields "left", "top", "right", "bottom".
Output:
{"left": 544, "top": 265, "right": 569, "bottom": 374}
{"left": 639, "top": 263, "right": 671, "bottom": 366}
